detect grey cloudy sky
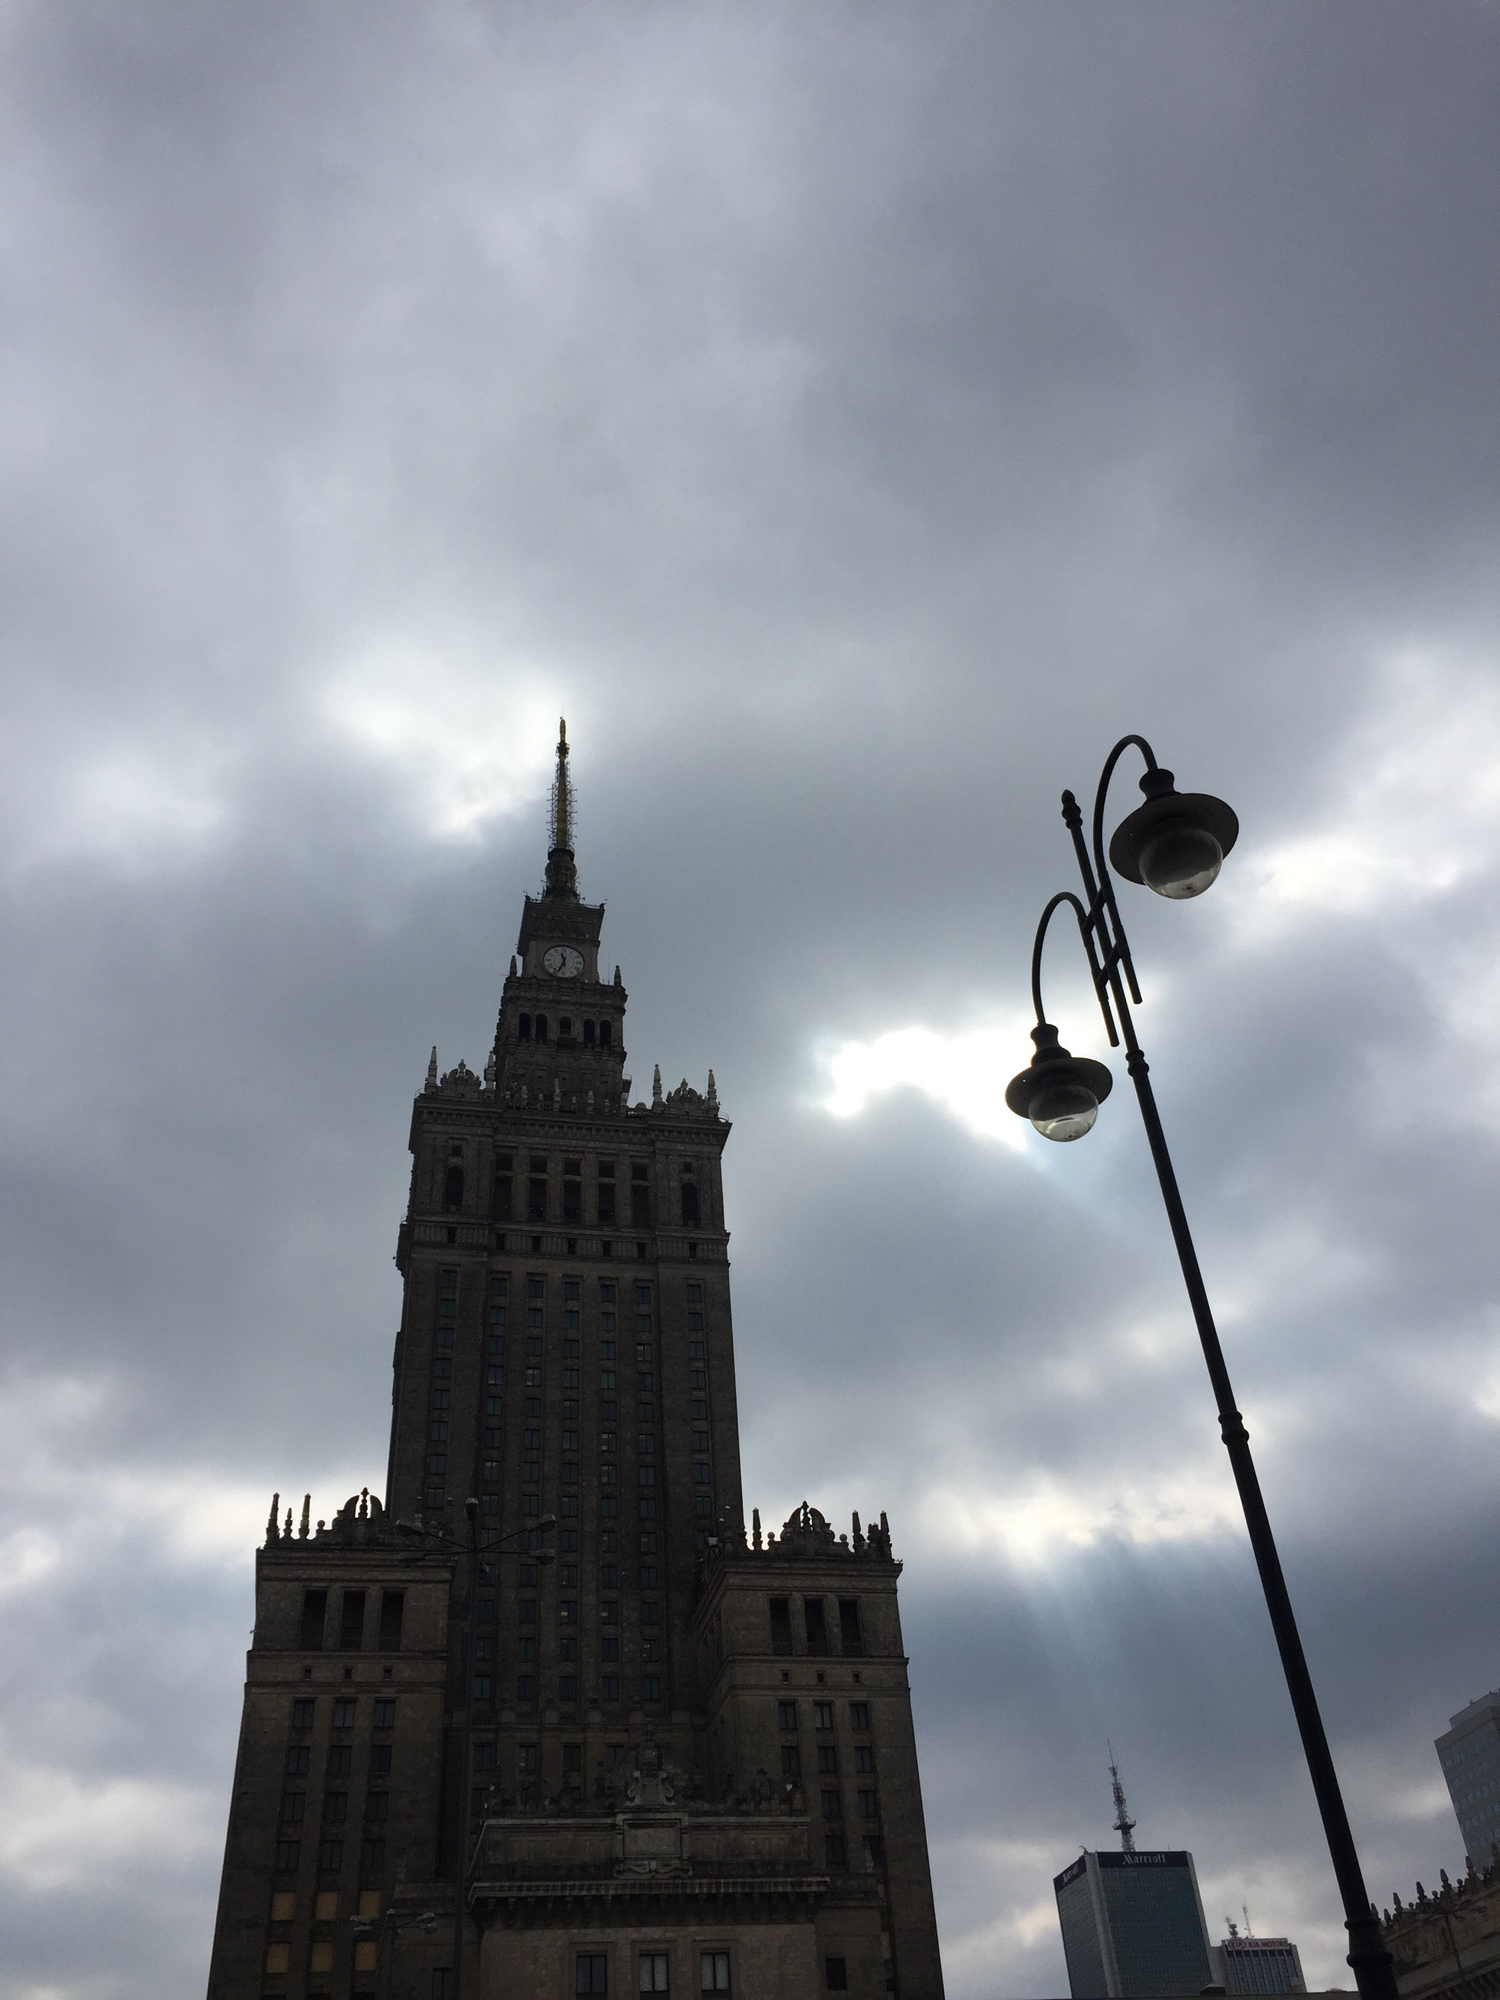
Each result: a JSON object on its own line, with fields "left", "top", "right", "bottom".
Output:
{"left": 4, "top": 3, "right": 1499, "bottom": 1994}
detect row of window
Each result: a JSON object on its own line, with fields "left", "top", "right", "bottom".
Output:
{"left": 284, "top": 1743, "right": 391, "bottom": 1778}
{"left": 778, "top": 1698, "right": 871, "bottom": 1733}
{"left": 576, "top": 1950, "right": 850, "bottom": 1992}
{"left": 280, "top": 1788, "right": 387, "bottom": 1826}
{"left": 780, "top": 1743, "right": 877, "bottom": 1778}
{"left": 272, "top": 1834, "right": 385, "bottom": 1877}
{"left": 298, "top": 1589, "right": 404, "bottom": 1654}
{"left": 288, "top": 1694, "right": 396, "bottom": 1731}
{"left": 268, "top": 1886, "right": 383, "bottom": 1922}
{"left": 826, "top": 1832, "right": 884, "bottom": 1876}
{"left": 265, "top": 1937, "right": 380, "bottom": 1978}
{"left": 450, "top": 1155, "right": 702, "bottom": 1228}
{"left": 576, "top": 1949, "right": 731, "bottom": 1993}
{"left": 483, "top": 1673, "right": 663, "bottom": 1706}
{"left": 769, "top": 1596, "right": 864, "bottom": 1658}
{"left": 513, "top": 1012, "right": 614, "bottom": 1046}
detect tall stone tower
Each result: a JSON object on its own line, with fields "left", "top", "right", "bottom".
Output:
{"left": 207, "top": 724, "right": 945, "bottom": 2000}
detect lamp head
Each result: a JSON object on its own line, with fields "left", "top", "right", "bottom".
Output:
{"left": 1108, "top": 765, "right": 1238, "bottom": 900}
{"left": 1005, "top": 1022, "right": 1113, "bottom": 1142}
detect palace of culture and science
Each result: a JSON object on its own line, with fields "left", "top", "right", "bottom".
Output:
{"left": 207, "top": 726, "right": 945, "bottom": 2000}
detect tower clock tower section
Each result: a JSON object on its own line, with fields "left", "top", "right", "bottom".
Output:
{"left": 385, "top": 720, "right": 742, "bottom": 1829}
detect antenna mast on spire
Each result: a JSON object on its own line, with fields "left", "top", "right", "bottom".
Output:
{"left": 550, "top": 717, "right": 575, "bottom": 854}
{"left": 1107, "top": 1741, "right": 1136, "bottom": 1853}
{"left": 543, "top": 717, "right": 580, "bottom": 900}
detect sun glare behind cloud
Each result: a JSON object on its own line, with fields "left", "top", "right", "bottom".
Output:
{"left": 820, "top": 1023, "right": 1039, "bottom": 1148}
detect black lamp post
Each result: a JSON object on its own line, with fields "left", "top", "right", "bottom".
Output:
{"left": 394, "top": 1505, "right": 556, "bottom": 2000}
{"left": 350, "top": 1906, "right": 438, "bottom": 2000}
{"left": 1006, "top": 733, "right": 1396, "bottom": 2000}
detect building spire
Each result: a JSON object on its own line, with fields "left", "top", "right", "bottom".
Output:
{"left": 544, "top": 716, "right": 579, "bottom": 900}
{"left": 1108, "top": 1741, "right": 1136, "bottom": 1852}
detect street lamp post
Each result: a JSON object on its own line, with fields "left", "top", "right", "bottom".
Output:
{"left": 351, "top": 1907, "right": 438, "bottom": 2000}
{"left": 1004, "top": 733, "right": 1396, "bottom": 2000}
{"left": 394, "top": 1505, "right": 556, "bottom": 2000}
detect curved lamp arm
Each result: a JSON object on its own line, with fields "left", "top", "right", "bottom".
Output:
{"left": 1090, "top": 732, "right": 1159, "bottom": 900}
{"left": 1030, "top": 890, "right": 1121, "bottom": 1049}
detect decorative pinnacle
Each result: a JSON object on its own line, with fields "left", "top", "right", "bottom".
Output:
{"left": 426, "top": 1045, "right": 438, "bottom": 1087}
{"left": 544, "top": 717, "right": 579, "bottom": 899}
{"left": 1108, "top": 1741, "right": 1136, "bottom": 1853}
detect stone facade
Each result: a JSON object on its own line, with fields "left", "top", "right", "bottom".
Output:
{"left": 207, "top": 725, "right": 944, "bottom": 1999}
{"left": 1378, "top": 1855, "right": 1500, "bottom": 2000}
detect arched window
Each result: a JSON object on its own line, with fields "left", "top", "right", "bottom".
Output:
{"left": 599, "top": 1021, "right": 613, "bottom": 1050}
{"left": 443, "top": 1166, "right": 465, "bottom": 1212}
{"left": 535, "top": 1016, "right": 548, "bottom": 1044}
{"left": 518, "top": 1013, "right": 532, "bottom": 1041}
{"left": 680, "top": 1162, "right": 701, "bottom": 1227}
{"left": 583, "top": 1020, "right": 596, "bottom": 1047}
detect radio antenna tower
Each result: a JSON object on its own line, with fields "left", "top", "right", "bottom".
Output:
{"left": 1107, "top": 1741, "right": 1136, "bottom": 1853}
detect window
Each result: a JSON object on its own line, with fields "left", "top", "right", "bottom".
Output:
{"left": 777, "top": 1700, "right": 798, "bottom": 1732}
{"left": 300, "top": 1589, "right": 327, "bottom": 1649}
{"left": 804, "top": 1597, "right": 829, "bottom": 1654}
{"left": 326, "top": 1745, "right": 351, "bottom": 1778}
{"left": 370, "top": 1743, "right": 393, "bottom": 1777}
{"left": 274, "top": 1838, "right": 300, "bottom": 1872}
{"left": 265, "top": 1942, "right": 291, "bottom": 1975}
{"left": 838, "top": 1598, "right": 863, "bottom": 1656}
{"left": 340, "top": 1589, "right": 366, "bottom": 1649}
{"left": 372, "top": 1699, "right": 395, "bottom": 1731}
{"left": 442, "top": 1165, "right": 464, "bottom": 1211}
{"left": 577, "top": 1954, "right": 608, "bottom": 1994}
{"left": 863, "top": 1833, "right": 885, "bottom": 1868}
{"left": 819, "top": 1786, "right": 844, "bottom": 1824}
{"left": 817, "top": 1745, "right": 838, "bottom": 1775}
{"left": 332, "top": 1698, "right": 355, "bottom": 1730}
{"left": 849, "top": 1702, "right": 870, "bottom": 1732}
{"left": 323, "top": 1791, "right": 348, "bottom": 1825}
{"left": 781, "top": 1745, "right": 802, "bottom": 1781}
{"left": 814, "top": 1701, "right": 834, "bottom": 1731}
{"left": 639, "top": 1951, "right": 670, "bottom": 1991}
{"left": 280, "top": 1791, "right": 306, "bottom": 1823}
{"left": 825, "top": 1830, "right": 848, "bottom": 1869}
{"left": 825, "top": 1958, "right": 848, "bottom": 1991}
{"left": 270, "top": 1889, "right": 297, "bottom": 1920}
{"left": 317, "top": 1836, "right": 344, "bottom": 1872}
{"left": 700, "top": 1953, "right": 731, "bottom": 1993}
{"left": 858, "top": 1789, "right": 880, "bottom": 1819}
{"left": 354, "top": 1938, "right": 379, "bottom": 1974}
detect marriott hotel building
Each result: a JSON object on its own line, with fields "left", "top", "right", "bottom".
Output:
{"left": 1054, "top": 1849, "right": 1215, "bottom": 1999}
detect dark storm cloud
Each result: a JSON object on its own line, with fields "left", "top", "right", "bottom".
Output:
{"left": 4, "top": 3, "right": 1499, "bottom": 1995}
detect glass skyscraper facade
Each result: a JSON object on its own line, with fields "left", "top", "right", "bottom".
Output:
{"left": 1054, "top": 1850, "right": 1214, "bottom": 1999}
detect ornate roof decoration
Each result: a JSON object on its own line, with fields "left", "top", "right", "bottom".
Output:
{"left": 709, "top": 1502, "right": 896, "bottom": 1564}
{"left": 439, "top": 1058, "right": 480, "bottom": 1095}
{"left": 263, "top": 1486, "right": 387, "bottom": 1548}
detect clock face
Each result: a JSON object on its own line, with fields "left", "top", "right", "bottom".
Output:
{"left": 542, "top": 944, "right": 585, "bottom": 978}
